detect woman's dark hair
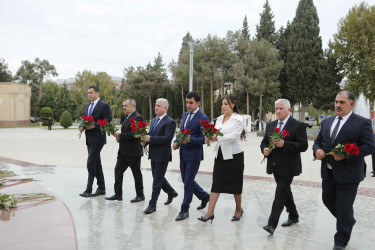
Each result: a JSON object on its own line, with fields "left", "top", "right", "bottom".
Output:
{"left": 221, "top": 95, "right": 246, "bottom": 141}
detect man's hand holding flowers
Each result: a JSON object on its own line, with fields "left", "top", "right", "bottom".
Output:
{"left": 262, "top": 128, "right": 290, "bottom": 163}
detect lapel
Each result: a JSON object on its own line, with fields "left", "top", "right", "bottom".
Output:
{"left": 91, "top": 99, "right": 101, "bottom": 116}
{"left": 123, "top": 111, "right": 135, "bottom": 128}
{"left": 332, "top": 113, "right": 356, "bottom": 144}
{"left": 181, "top": 112, "right": 189, "bottom": 129}
{"left": 281, "top": 118, "right": 293, "bottom": 135}
{"left": 153, "top": 115, "right": 168, "bottom": 135}
{"left": 270, "top": 120, "right": 278, "bottom": 135}
{"left": 186, "top": 109, "right": 201, "bottom": 129}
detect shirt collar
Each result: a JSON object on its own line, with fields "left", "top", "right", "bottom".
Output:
{"left": 157, "top": 113, "right": 167, "bottom": 121}
{"left": 278, "top": 115, "right": 290, "bottom": 124}
{"left": 91, "top": 98, "right": 100, "bottom": 105}
{"left": 337, "top": 111, "right": 352, "bottom": 121}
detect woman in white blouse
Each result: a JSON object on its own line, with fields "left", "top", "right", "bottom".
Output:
{"left": 198, "top": 95, "right": 246, "bottom": 223}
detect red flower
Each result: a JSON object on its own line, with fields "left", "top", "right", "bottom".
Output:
{"left": 88, "top": 115, "right": 94, "bottom": 122}
{"left": 212, "top": 128, "right": 218, "bottom": 133}
{"left": 82, "top": 115, "right": 88, "bottom": 120}
{"left": 181, "top": 129, "right": 185, "bottom": 133}
{"left": 185, "top": 129, "right": 190, "bottom": 135}
{"left": 349, "top": 143, "right": 359, "bottom": 155}
{"left": 275, "top": 128, "right": 280, "bottom": 133}
{"left": 344, "top": 144, "right": 353, "bottom": 152}
{"left": 131, "top": 127, "right": 137, "bottom": 132}
{"left": 205, "top": 120, "right": 209, "bottom": 125}
{"left": 203, "top": 124, "right": 210, "bottom": 130}
{"left": 131, "top": 123, "right": 136, "bottom": 129}
{"left": 97, "top": 120, "right": 102, "bottom": 125}
{"left": 138, "top": 122, "right": 143, "bottom": 129}
{"left": 200, "top": 120, "right": 205, "bottom": 125}
{"left": 210, "top": 124, "right": 215, "bottom": 129}
{"left": 102, "top": 119, "right": 107, "bottom": 125}
{"left": 129, "top": 118, "right": 135, "bottom": 123}
{"left": 282, "top": 130, "right": 289, "bottom": 137}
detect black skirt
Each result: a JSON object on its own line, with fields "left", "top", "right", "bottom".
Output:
{"left": 211, "top": 147, "right": 244, "bottom": 194}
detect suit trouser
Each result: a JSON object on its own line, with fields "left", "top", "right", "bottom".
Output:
{"left": 114, "top": 155, "right": 143, "bottom": 196}
{"left": 86, "top": 145, "right": 105, "bottom": 192}
{"left": 372, "top": 151, "right": 375, "bottom": 172}
{"left": 149, "top": 161, "right": 176, "bottom": 207}
{"left": 268, "top": 174, "right": 299, "bottom": 228}
{"left": 322, "top": 169, "right": 359, "bottom": 247}
{"left": 180, "top": 160, "right": 209, "bottom": 212}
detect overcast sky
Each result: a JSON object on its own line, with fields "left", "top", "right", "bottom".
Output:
{"left": 1, "top": 0, "right": 373, "bottom": 81}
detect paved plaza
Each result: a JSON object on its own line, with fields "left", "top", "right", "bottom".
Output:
{"left": 1, "top": 127, "right": 375, "bottom": 249}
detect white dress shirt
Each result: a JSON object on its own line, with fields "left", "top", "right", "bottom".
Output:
{"left": 184, "top": 108, "right": 199, "bottom": 128}
{"left": 213, "top": 113, "right": 245, "bottom": 160}
{"left": 88, "top": 98, "right": 100, "bottom": 115}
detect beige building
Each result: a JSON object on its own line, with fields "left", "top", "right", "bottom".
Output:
{"left": 0, "top": 82, "right": 31, "bottom": 126}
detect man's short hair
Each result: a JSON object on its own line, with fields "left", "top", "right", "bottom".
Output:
{"left": 275, "top": 99, "right": 291, "bottom": 109}
{"left": 338, "top": 91, "right": 355, "bottom": 102}
{"left": 124, "top": 98, "right": 136, "bottom": 107}
{"left": 156, "top": 98, "right": 169, "bottom": 110}
{"left": 88, "top": 85, "right": 100, "bottom": 92}
{"left": 186, "top": 91, "right": 201, "bottom": 102}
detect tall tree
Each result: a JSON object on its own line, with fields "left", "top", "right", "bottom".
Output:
{"left": 288, "top": 0, "right": 323, "bottom": 120}
{"left": 242, "top": 15, "right": 250, "bottom": 40}
{"left": 38, "top": 80, "right": 59, "bottom": 111}
{"left": 256, "top": 0, "right": 277, "bottom": 45}
{"left": 33, "top": 58, "right": 58, "bottom": 100}
{"left": 54, "top": 84, "right": 79, "bottom": 121}
{"left": 329, "top": 2, "right": 375, "bottom": 100}
{"left": 313, "top": 48, "right": 342, "bottom": 116}
{"left": 0, "top": 58, "right": 13, "bottom": 82}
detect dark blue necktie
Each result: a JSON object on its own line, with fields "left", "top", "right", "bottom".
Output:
{"left": 88, "top": 102, "right": 94, "bottom": 116}
{"left": 331, "top": 117, "right": 343, "bottom": 143}
{"left": 152, "top": 117, "right": 160, "bottom": 134}
{"left": 185, "top": 112, "right": 193, "bottom": 128}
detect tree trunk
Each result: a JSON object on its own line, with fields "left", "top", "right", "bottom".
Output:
{"left": 301, "top": 103, "right": 306, "bottom": 122}
{"left": 201, "top": 84, "right": 205, "bottom": 114}
{"left": 259, "top": 92, "right": 263, "bottom": 131}
{"left": 39, "top": 78, "right": 43, "bottom": 100}
{"left": 148, "top": 92, "right": 152, "bottom": 122}
{"left": 252, "top": 110, "right": 255, "bottom": 122}
{"left": 221, "top": 67, "right": 224, "bottom": 97}
{"left": 181, "top": 83, "right": 185, "bottom": 114}
{"left": 210, "top": 78, "right": 214, "bottom": 122}
{"left": 246, "top": 90, "right": 249, "bottom": 115}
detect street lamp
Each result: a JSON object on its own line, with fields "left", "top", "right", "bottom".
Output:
{"left": 189, "top": 42, "right": 194, "bottom": 92}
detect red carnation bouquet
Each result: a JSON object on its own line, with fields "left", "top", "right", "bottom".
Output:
{"left": 313, "top": 143, "right": 359, "bottom": 161}
{"left": 78, "top": 115, "right": 94, "bottom": 138}
{"left": 130, "top": 118, "right": 148, "bottom": 155}
{"left": 261, "top": 127, "right": 290, "bottom": 163}
{"left": 176, "top": 128, "right": 191, "bottom": 143}
{"left": 200, "top": 120, "right": 224, "bottom": 146}
{"left": 97, "top": 119, "right": 118, "bottom": 136}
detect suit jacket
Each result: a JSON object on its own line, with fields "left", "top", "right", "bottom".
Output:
{"left": 313, "top": 113, "right": 375, "bottom": 183}
{"left": 175, "top": 109, "right": 208, "bottom": 161}
{"left": 260, "top": 117, "right": 308, "bottom": 176}
{"left": 84, "top": 99, "right": 112, "bottom": 146}
{"left": 148, "top": 114, "right": 176, "bottom": 163}
{"left": 118, "top": 111, "right": 143, "bottom": 157}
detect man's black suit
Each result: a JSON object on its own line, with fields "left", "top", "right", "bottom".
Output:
{"left": 313, "top": 113, "right": 374, "bottom": 247}
{"left": 260, "top": 117, "right": 308, "bottom": 229}
{"left": 83, "top": 99, "right": 111, "bottom": 193}
{"left": 147, "top": 114, "right": 177, "bottom": 207}
{"left": 113, "top": 111, "right": 144, "bottom": 197}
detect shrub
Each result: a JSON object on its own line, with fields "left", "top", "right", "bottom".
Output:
{"left": 40, "top": 107, "right": 54, "bottom": 126}
{"left": 60, "top": 110, "right": 73, "bottom": 129}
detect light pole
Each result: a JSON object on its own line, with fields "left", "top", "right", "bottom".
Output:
{"left": 189, "top": 42, "right": 194, "bottom": 92}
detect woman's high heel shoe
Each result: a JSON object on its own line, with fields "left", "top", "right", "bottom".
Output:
{"left": 231, "top": 209, "right": 244, "bottom": 221}
{"left": 197, "top": 215, "right": 215, "bottom": 224}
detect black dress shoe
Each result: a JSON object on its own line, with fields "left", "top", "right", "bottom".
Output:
{"left": 263, "top": 225, "right": 275, "bottom": 235}
{"left": 79, "top": 191, "right": 92, "bottom": 198}
{"left": 130, "top": 195, "right": 145, "bottom": 203}
{"left": 197, "top": 214, "right": 214, "bottom": 223}
{"left": 143, "top": 206, "right": 156, "bottom": 214}
{"left": 281, "top": 218, "right": 299, "bottom": 227}
{"left": 333, "top": 246, "right": 345, "bottom": 250}
{"left": 105, "top": 194, "right": 123, "bottom": 201}
{"left": 231, "top": 209, "right": 244, "bottom": 221}
{"left": 175, "top": 211, "right": 189, "bottom": 221}
{"left": 164, "top": 193, "right": 178, "bottom": 205}
{"left": 91, "top": 189, "right": 106, "bottom": 197}
{"left": 197, "top": 195, "right": 210, "bottom": 210}
{"left": 372, "top": 173, "right": 375, "bottom": 177}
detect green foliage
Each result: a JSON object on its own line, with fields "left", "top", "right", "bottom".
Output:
{"left": 54, "top": 84, "right": 79, "bottom": 121}
{"left": 40, "top": 107, "right": 53, "bottom": 126}
{"left": 329, "top": 2, "right": 375, "bottom": 100}
{"left": 242, "top": 15, "right": 250, "bottom": 40}
{"left": 256, "top": 0, "right": 276, "bottom": 45}
{"left": 60, "top": 110, "right": 73, "bottom": 128}
{"left": 0, "top": 58, "right": 13, "bottom": 82}
{"left": 38, "top": 81, "right": 59, "bottom": 113}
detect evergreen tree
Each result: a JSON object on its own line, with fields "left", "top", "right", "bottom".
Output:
{"left": 288, "top": 0, "right": 323, "bottom": 120}
{"left": 54, "top": 84, "right": 79, "bottom": 121}
{"left": 60, "top": 110, "right": 73, "bottom": 128}
{"left": 256, "top": 0, "right": 276, "bottom": 45}
{"left": 38, "top": 81, "right": 59, "bottom": 112}
{"left": 39, "top": 107, "right": 53, "bottom": 126}
{"left": 242, "top": 15, "right": 250, "bottom": 40}
{"left": 0, "top": 58, "right": 13, "bottom": 82}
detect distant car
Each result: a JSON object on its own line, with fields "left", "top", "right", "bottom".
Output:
{"left": 30, "top": 117, "right": 38, "bottom": 123}
{"left": 304, "top": 116, "right": 316, "bottom": 128}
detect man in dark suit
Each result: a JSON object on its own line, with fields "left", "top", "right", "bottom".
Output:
{"left": 260, "top": 98, "right": 308, "bottom": 235}
{"left": 172, "top": 91, "right": 210, "bottom": 221}
{"left": 79, "top": 86, "right": 112, "bottom": 198}
{"left": 313, "top": 91, "right": 374, "bottom": 250}
{"left": 105, "top": 98, "right": 144, "bottom": 202}
{"left": 141, "top": 98, "right": 178, "bottom": 215}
